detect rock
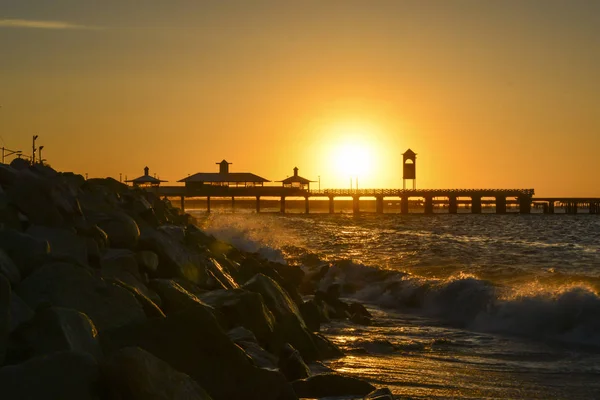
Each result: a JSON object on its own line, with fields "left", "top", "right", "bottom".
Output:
{"left": 157, "top": 224, "right": 186, "bottom": 243}
{"left": 0, "top": 248, "right": 21, "bottom": 285}
{"left": 13, "top": 306, "right": 102, "bottom": 361}
{"left": 242, "top": 273, "right": 305, "bottom": 325}
{"left": 0, "top": 191, "right": 21, "bottom": 230}
{"left": 100, "top": 249, "right": 142, "bottom": 280}
{"left": 139, "top": 227, "right": 208, "bottom": 286}
{"left": 364, "top": 387, "right": 394, "bottom": 399}
{"left": 271, "top": 313, "right": 320, "bottom": 362}
{"left": 0, "top": 229, "right": 50, "bottom": 277}
{"left": 291, "top": 374, "right": 376, "bottom": 398}
{"left": 227, "top": 327, "right": 278, "bottom": 370}
{"left": 92, "top": 211, "right": 140, "bottom": 249}
{"left": 100, "top": 305, "right": 297, "bottom": 400}
{"left": 299, "top": 300, "right": 321, "bottom": 332}
{"left": 109, "top": 279, "right": 166, "bottom": 319}
{"left": 148, "top": 279, "right": 210, "bottom": 315}
{"left": 16, "top": 262, "right": 146, "bottom": 332}
{"left": 0, "top": 350, "right": 100, "bottom": 399}
{"left": 6, "top": 169, "right": 65, "bottom": 227}
{"left": 351, "top": 312, "right": 373, "bottom": 326}
{"left": 9, "top": 291, "right": 34, "bottom": 332}
{"left": 299, "top": 264, "right": 329, "bottom": 295}
{"left": 315, "top": 290, "right": 350, "bottom": 319}
{"left": 9, "top": 157, "right": 29, "bottom": 171}
{"left": 278, "top": 343, "right": 310, "bottom": 381}
{"left": 101, "top": 346, "right": 213, "bottom": 400}
{"left": 206, "top": 258, "right": 239, "bottom": 289}
{"left": 136, "top": 250, "right": 159, "bottom": 273}
{"left": 26, "top": 225, "right": 88, "bottom": 266}
{"left": 350, "top": 302, "right": 373, "bottom": 318}
{"left": 0, "top": 163, "right": 18, "bottom": 186}
{"left": 199, "top": 289, "right": 275, "bottom": 344}
{"left": 0, "top": 275, "right": 10, "bottom": 365}
{"left": 311, "top": 333, "right": 344, "bottom": 360}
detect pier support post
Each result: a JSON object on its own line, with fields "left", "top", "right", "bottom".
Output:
{"left": 424, "top": 196, "right": 433, "bottom": 214}
{"left": 549, "top": 201, "right": 555, "bottom": 214}
{"left": 280, "top": 196, "right": 285, "bottom": 213}
{"left": 256, "top": 196, "right": 260, "bottom": 213}
{"left": 352, "top": 196, "right": 360, "bottom": 214}
{"left": 519, "top": 196, "right": 531, "bottom": 214}
{"left": 180, "top": 196, "right": 185, "bottom": 212}
{"left": 376, "top": 197, "right": 384, "bottom": 214}
{"left": 231, "top": 197, "right": 235, "bottom": 212}
{"left": 305, "top": 197, "right": 310, "bottom": 214}
{"left": 207, "top": 197, "right": 211, "bottom": 214}
{"left": 401, "top": 197, "right": 409, "bottom": 214}
{"left": 542, "top": 203, "right": 549, "bottom": 214}
{"left": 495, "top": 196, "right": 506, "bottom": 214}
{"left": 448, "top": 196, "right": 457, "bottom": 214}
{"left": 329, "top": 196, "right": 335, "bottom": 214}
{"left": 471, "top": 196, "right": 482, "bottom": 214}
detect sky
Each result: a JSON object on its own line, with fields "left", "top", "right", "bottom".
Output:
{"left": 1, "top": 0, "right": 599, "bottom": 196}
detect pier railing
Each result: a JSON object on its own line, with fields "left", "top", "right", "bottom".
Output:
{"left": 309, "top": 189, "right": 535, "bottom": 197}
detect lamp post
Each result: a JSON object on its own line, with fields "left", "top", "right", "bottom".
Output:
{"left": 318, "top": 176, "right": 320, "bottom": 191}
{"left": 38, "top": 146, "right": 44, "bottom": 165}
{"left": 32, "top": 135, "right": 39, "bottom": 164}
{"left": 1, "top": 148, "right": 22, "bottom": 164}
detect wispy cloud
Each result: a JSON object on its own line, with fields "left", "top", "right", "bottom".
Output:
{"left": 0, "top": 18, "right": 97, "bottom": 30}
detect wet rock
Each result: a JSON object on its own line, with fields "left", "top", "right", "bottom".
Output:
{"left": 100, "top": 249, "right": 142, "bottom": 280}
{"left": 351, "top": 312, "right": 373, "bottom": 326}
{"left": 139, "top": 227, "right": 208, "bottom": 286}
{"left": 299, "top": 263, "right": 329, "bottom": 295}
{"left": 108, "top": 280, "right": 165, "bottom": 319}
{"left": 206, "top": 258, "right": 239, "bottom": 289}
{"left": 278, "top": 343, "right": 310, "bottom": 381}
{"left": 26, "top": 225, "right": 88, "bottom": 266}
{"left": 0, "top": 229, "right": 50, "bottom": 277}
{"left": 364, "top": 387, "right": 394, "bottom": 399}
{"left": 0, "top": 275, "right": 10, "bottom": 365}
{"left": 0, "top": 350, "right": 100, "bottom": 400}
{"left": 299, "top": 300, "right": 322, "bottom": 332}
{"left": 13, "top": 306, "right": 102, "bottom": 361}
{"left": 199, "top": 289, "right": 275, "bottom": 344}
{"left": 227, "top": 326, "right": 278, "bottom": 369}
{"left": 0, "top": 248, "right": 21, "bottom": 285}
{"left": 9, "top": 157, "right": 29, "bottom": 171}
{"left": 291, "top": 373, "right": 376, "bottom": 398}
{"left": 0, "top": 191, "right": 21, "bottom": 230}
{"left": 16, "top": 262, "right": 146, "bottom": 332}
{"left": 315, "top": 289, "right": 351, "bottom": 319}
{"left": 0, "top": 164, "right": 18, "bottom": 186}
{"left": 242, "top": 273, "right": 305, "bottom": 325}
{"left": 311, "top": 333, "right": 345, "bottom": 360}
{"left": 148, "top": 279, "right": 210, "bottom": 315}
{"left": 100, "top": 305, "right": 297, "bottom": 400}
{"left": 136, "top": 250, "right": 159, "bottom": 274}
{"left": 92, "top": 211, "right": 140, "bottom": 249}
{"left": 101, "top": 346, "right": 213, "bottom": 400}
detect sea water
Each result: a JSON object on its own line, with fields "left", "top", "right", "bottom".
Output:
{"left": 192, "top": 210, "right": 600, "bottom": 399}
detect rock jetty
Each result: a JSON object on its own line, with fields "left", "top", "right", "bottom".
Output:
{"left": 0, "top": 161, "right": 389, "bottom": 400}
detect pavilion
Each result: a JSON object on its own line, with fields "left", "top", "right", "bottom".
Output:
{"left": 126, "top": 166, "right": 167, "bottom": 187}
{"left": 178, "top": 160, "right": 270, "bottom": 189}
{"left": 277, "top": 167, "right": 315, "bottom": 191}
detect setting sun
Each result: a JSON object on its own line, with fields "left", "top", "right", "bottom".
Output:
{"left": 333, "top": 141, "right": 374, "bottom": 178}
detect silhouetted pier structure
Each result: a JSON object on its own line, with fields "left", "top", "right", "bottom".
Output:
{"left": 147, "top": 186, "right": 600, "bottom": 214}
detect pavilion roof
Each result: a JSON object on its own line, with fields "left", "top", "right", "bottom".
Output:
{"left": 278, "top": 175, "right": 314, "bottom": 184}
{"left": 126, "top": 175, "right": 167, "bottom": 184}
{"left": 178, "top": 172, "right": 270, "bottom": 183}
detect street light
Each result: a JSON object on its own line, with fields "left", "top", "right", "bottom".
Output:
{"left": 318, "top": 176, "right": 321, "bottom": 191}
{"left": 1, "top": 148, "right": 21, "bottom": 164}
{"left": 32, "top": 135, "right": 39, "bottom": 164}
{"left": 38, "top": 146, "right": 44, "bottom": 165}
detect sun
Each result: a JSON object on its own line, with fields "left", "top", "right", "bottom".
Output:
{"left": 333, "top": 141, "right": 373, "bottom": 178}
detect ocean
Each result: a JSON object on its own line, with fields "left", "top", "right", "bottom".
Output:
{"left": 191, "top": 209, "right": 600, "bottom": 399}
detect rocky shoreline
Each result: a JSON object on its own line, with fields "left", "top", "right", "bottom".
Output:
{"left": 0, "top": 160, "right": 394, "bottom": 400}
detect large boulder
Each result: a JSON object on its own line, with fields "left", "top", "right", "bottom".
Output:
{"left": 227, "top": 327, "right": 278, "bottom": 370}
{"left": 92, "top": 211, "right": 140, "bottom": 249}
{"left": 0, "top": 275, "right": 10, "bottom": 365}
{"left": 100, "top": 305, "right": 297, "bottom": 400}
{"left": 136, "top": 250, "right": 159, "bottom": 274}
{"left": 364, "top": 387, "right": 395, "bottom": 400}
{"left": 148, "top": 279, "right": 210, "bottom": 315}
{"left": 9, "top": 291, "right": 34, "bottom": 333}
{"left": 138, "top": 227, "right": 208, "bottom": 286}
{"left": 0, "top": 248, "right": 21, "bottom": 285}
{"left": 16, "top": 262, "right": 146, "bottom": 332}
{"left": 12, "top": 306, "right": 102, "bottom": 361}
{"left": 101, "top": 347, "right": 213, "bottom": 400}
{"left": 0, "top": 163, "right": 18, "bottom": 186}
{"left": 291, "top": 374, "right": 376, "bottom": 398}
{"left": 205, "top": 258, "right": 239, "bottom": 290}
{"left": 199, "top": 289, "right": 275, "bottom": 344}
{"left": 0, "top": 351, "right": 100, "bottom": 399}
{"left": 278, "top": 343, "right": 310, "bottom": 381}
{"left": 0, "top": 190, "right": 21, "bottom": 230}
{"left": 26, "top": 225, "right": 88, "bottom": 266}
{"left": 242, "top": 273, "right": 304, "bottom": 325}
{"left": 5, "top": 169, "right": 65, "bottom": 227}
{"left": 0, "top": 229, "right": 50, "bottom": 277}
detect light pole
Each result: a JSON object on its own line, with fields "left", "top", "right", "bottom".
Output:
{"left": 318, "top": 176, "right": 321, "bottom": 191}
{"left": 32, "top": 135, "right": 38, "bottom": 164}
{"left": 38, "top": 146, "right": 44, "bottom": 165}
{"left": 1, "top": 148, "right": 22, "bottom": 164}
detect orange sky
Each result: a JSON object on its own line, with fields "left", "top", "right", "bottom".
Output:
{"left": 1, "top": 1, "right": 599, "bottom": 196}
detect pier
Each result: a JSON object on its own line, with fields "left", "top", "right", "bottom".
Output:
{"left": 146, "top": 186, "right": 600, "bottom": 215}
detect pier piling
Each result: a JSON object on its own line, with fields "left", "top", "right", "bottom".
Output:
{"left": 471, "top": 196, "right": 482, "bottom": 214}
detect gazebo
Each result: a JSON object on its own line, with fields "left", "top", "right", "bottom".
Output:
{"left": 278, "top": 167, "right": 315, "bottom": 191}
{"left": 178, "top": 160, "right": 270, "bottom": 189}
{"left": 126, "top": 166, "right": 167, "bottom": 187}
